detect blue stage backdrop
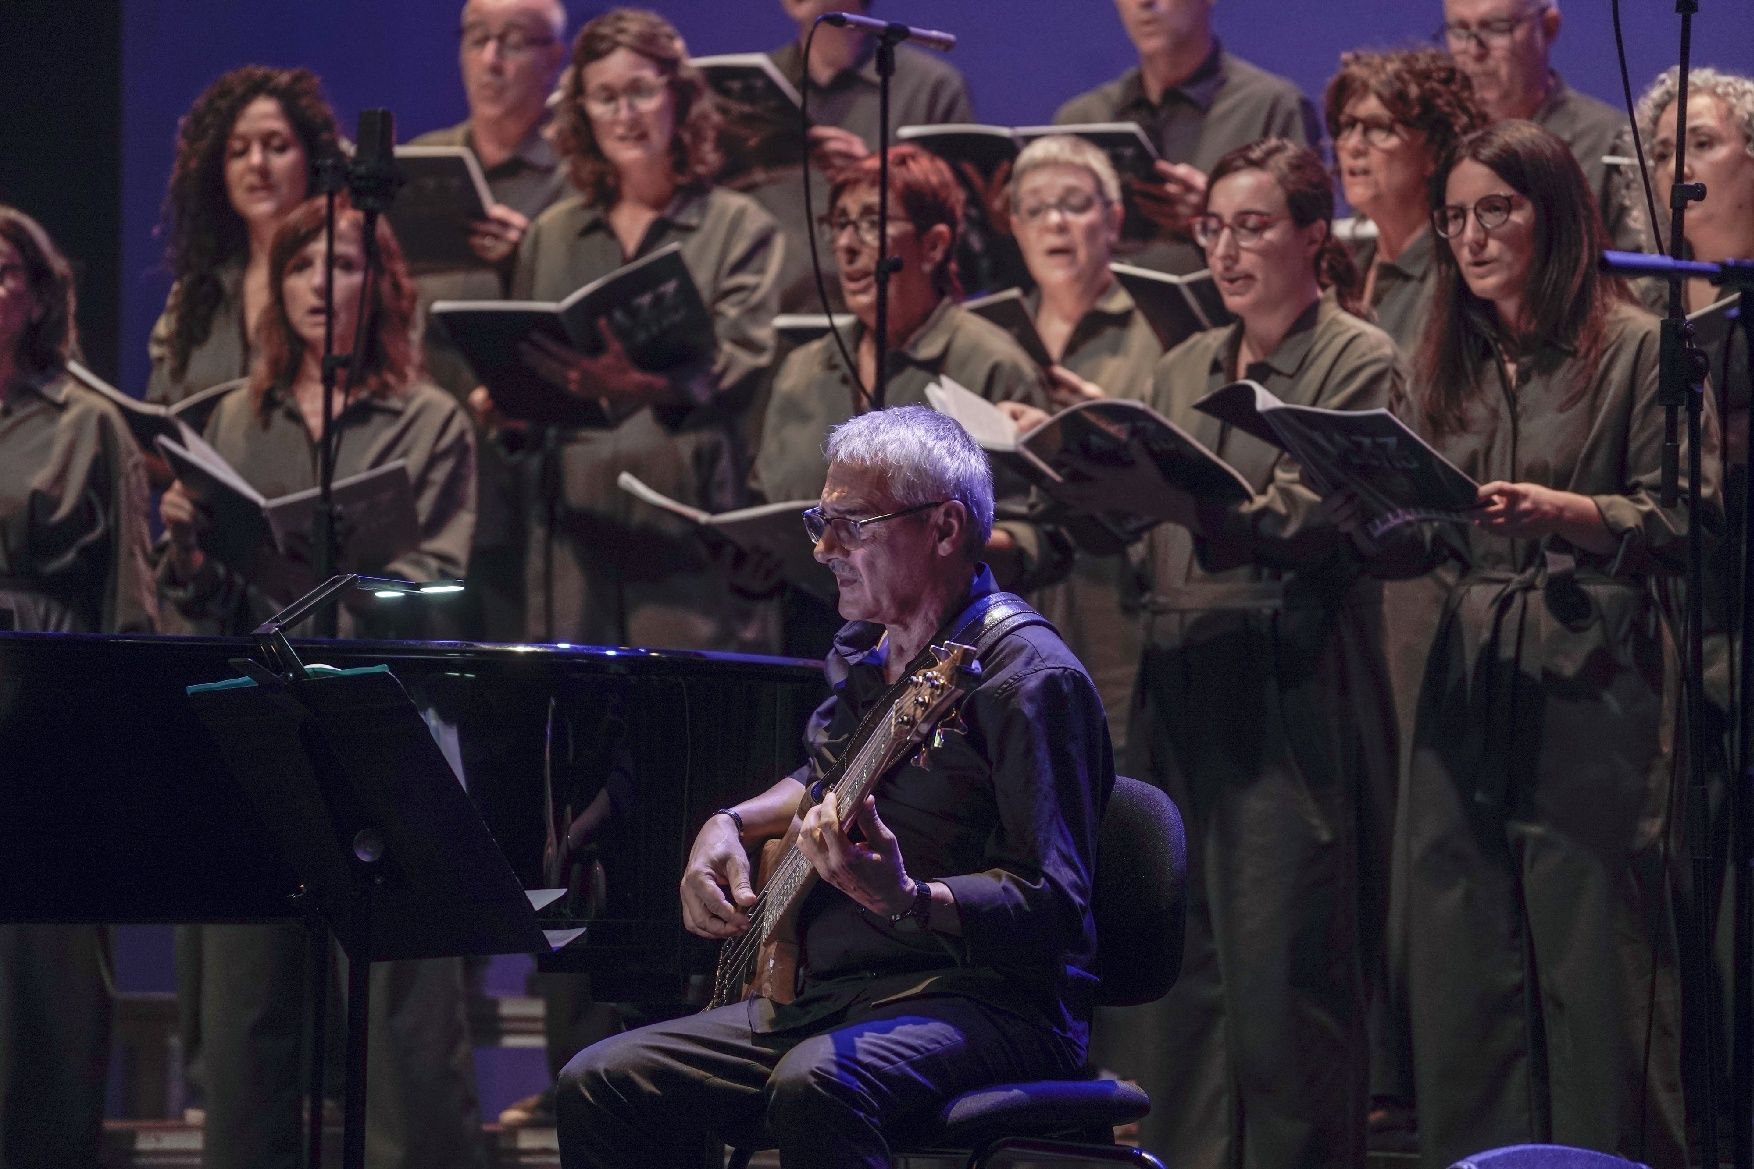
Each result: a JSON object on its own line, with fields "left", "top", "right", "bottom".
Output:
{"left": 115, "top": 0, "right": 1751, "bottom": 396}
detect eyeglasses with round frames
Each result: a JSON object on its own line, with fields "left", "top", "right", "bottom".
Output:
{"left": 1189, "top": 211, "right": 1286, "bottom": 250}
{"left": 459, "top": 25, "right": 557, "bottom": 58}
{"left": 815, "top": 212, "right": 904, "bottom": 249}
{"left": 1014, "top": 190, "right": 1106, "bottom": 226}
{"left": 802, "top": 500, "right": 946, "bottom": 546}
{"left": 1334, "top": 116, "right": 1406, "bottom": 149}
{"left": 582, "top": 78, "right": 667, "bottom": 116}
{"left": 1432, "top": 192, "right": 1521, "bottom": 238}
{"left": 1435, "top": 5, "right": 1549, "bottom": 51}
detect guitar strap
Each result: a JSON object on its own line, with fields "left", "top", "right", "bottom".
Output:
{"left": 795, "top": 588, "right": 1049, "bottom": 818}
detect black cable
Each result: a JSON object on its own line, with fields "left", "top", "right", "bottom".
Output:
{"left": 1611, "top": 0, "right": 1667, "bottom": 254}
{"left": 801, "top": 15, "right": 871, "bottom": 410}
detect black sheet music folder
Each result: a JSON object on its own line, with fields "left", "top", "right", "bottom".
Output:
{"left": 186, "top": 663, "right": 583, "bottom": 962}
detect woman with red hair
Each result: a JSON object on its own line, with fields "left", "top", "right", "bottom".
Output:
{"left": 156, "top": 196, "right": 481, "bottom": 1169}
{"left": 754, "top": 143, "right": 1047, "bottom": 654}
{"left": 159, "top": 197, "right": 475, "bottom": 636}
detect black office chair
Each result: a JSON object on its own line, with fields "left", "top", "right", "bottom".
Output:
{"left": 728, "top": 774, "right": 1188, "bottom": 1169}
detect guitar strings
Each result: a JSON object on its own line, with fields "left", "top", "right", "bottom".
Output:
{"left": 712, "top": 652, "right": 965, "bottom": 1003}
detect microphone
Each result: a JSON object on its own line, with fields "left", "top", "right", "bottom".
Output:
{"left": 821, "top": 11, "right": 956, "bottom": 52}
{"left": 346, "top": 108, "right": 403, "bottom": 214}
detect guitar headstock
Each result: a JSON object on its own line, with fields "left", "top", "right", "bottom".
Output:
{"left": 892, "top": 640, "right": 981, "bottom": 739}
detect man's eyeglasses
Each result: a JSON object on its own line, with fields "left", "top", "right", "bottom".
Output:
{"left": 582, "top": 79, "right": 668, "bottom": 116}
{"left": 460, "top": 25, "right": 558, "bottom": 58}
{"left": 802, "top": 501, "right": 945, "bottom": 546}
{"left": 1432, "top": 192, "right": 1522, "bottom": 238}
{"left": 1334, "top": 116, "right": 1405, "bottom": 149}
{"left": 1436, "top": 6, "right": 1549, "bottom": 51}
{"left": 1189, "top": 211, "right": 1285, "bottom": 250}
{"left": 1014, "top": 190, "right": 1106, "bottom": 226}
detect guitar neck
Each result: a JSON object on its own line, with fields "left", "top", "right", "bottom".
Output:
{"left": 749, "top": 708, "right": 913, "bottom": 945}
{"left": 711, "top": 639, "right": 980, "bottom": 1008}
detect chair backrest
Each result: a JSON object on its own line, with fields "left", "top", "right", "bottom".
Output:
{"left": 1451, "top": 1145, "right": 1650, "bottom": 1169}
{"left": 1090, "top": 775, "right": 1187, "bottom": 1006}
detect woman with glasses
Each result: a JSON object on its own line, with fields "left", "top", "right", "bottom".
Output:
{"left": 753, "top": 143, "right": 1046, "bottom": 656}
{"left": 1394, "top": 119, "right": 1714, "bottom": 1168}
{"left": 0, "top": 205, "right": 156, "bottom": 1169}
{"left": 1121, "top": 137, "right": 1402, "bottom": 1169}
{"left": 989, "top": 134, "right": 1163, "bottom": 753}
{"left": 148, "top": 66, "right": 341, "bottom": 409}
{"left": 1325, "top": 49, "right": 1484, "bottom": 351}
{"left": 1321, "top": 47, "right": 1485, "bottom": 1141}
{"left": 496, "top": 6, "right": 782, "bottom": 651}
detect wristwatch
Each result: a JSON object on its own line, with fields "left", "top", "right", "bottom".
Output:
{"left": 888, "top": 878, "right": 933, "bottom": 929}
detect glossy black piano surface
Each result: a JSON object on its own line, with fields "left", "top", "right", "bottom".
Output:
{"left": 0, "top": 632, "right": 825, "bottom": 998}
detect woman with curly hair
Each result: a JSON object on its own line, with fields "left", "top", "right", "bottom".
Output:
{"left": 158, "top": 196, "right": 481, "bottom": 1169}
{"left": 147, "top": 65, "right": 340, "bottom": 407}
{"left": 1636, "top": 66, "right": 1752, "bottom": 461}
{"left": 1322, "top": 48, "right": 1486, "bottom": 1138}
{"left": 1325, "top": 48, "right": 1485, "bottom": 350}
{"left": 1635, "top": 65, "right": 1754, "bottom": 1029}
{"left": 487, "top": 6, "right": 782, "bottom": 650}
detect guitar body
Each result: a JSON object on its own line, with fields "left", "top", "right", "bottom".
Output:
{"left": 705, "top": 641, "right": 982, "bottom": 1011}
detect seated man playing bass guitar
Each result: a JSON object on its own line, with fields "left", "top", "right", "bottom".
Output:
{"left": 556, "top": 405, "right": 1115, "bottom": 1169}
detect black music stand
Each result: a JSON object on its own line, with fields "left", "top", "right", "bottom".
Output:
{"left": 186, "top": 651, "right": 581, "bottom": 1169}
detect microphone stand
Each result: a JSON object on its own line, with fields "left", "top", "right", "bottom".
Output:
{"left": 1648, "top": 12, "right": 1723, "bottom": 1164}
{"left": 809, "top": 14, "right": 955, "bottom": 411}
{"left": 314, "top": 152, "right": 348, "bottom": 640}
{"left": 870, "top": 28, "right": 901, "bottom": 410}
{"left": 1606, "top": 247, "right": 1746, "bottom": 1165}
{"left": 313, "top": 111, "right": 402, "bottom": 640}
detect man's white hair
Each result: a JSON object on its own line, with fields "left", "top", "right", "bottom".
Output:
{"left": 824, "top": 406, "right": 995, "bottom": 555}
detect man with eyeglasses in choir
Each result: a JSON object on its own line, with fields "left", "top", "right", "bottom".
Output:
{"left": 1437, "top": 0, "right": 1645, "bottom": 250}
{"left": 412, "top": 0, "right": 573, "bottom": 642}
